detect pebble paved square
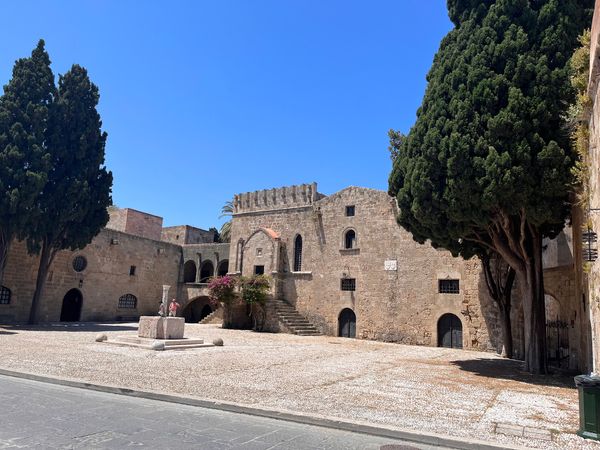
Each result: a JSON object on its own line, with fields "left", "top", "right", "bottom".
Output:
{"left": 0, "top": 322, "right": 597, "bottom": 449}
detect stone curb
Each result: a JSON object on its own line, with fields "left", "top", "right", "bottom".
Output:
{"left": 0, "top": 368, "right": 525, "bottom": 450}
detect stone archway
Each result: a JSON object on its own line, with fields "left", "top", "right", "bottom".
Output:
{"left": 338, "top": 308, "right": 356, "bottom": 338}
{"left": 437, "top": 313, "right": 463, "bottom": 349}
{"left": 199, "top": 261, "right": 214, "bottom": 283}
{"left": 60, "top": 288, "right": 83, "bottom": 322}
{"left": 217, "top": 259, "right": 229, "bottom": 277}
{"left": 182, "top": 297, "right": 214, "bottom": 323}
{"left": 183, "top": 260, "right": 197, "bottom": 283}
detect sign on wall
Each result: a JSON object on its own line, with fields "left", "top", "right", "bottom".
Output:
{"left": 384, "top": 260, "right": 397, "bottom": 271}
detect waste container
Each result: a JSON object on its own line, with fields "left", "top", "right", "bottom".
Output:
{"left": 575, "top": 375, "right": 600, "bottom": 440}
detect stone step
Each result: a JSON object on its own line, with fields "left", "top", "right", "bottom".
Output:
{"left": 273, "top": 299, "right": 322, "bottom": 336}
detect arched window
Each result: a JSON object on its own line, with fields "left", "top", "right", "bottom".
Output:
{"left": 118, "top": 294, "right": 137, "bottom": 309}
{"left": 217, "top": 260, "right": 229, "bottom": 276}
{"left": 183, "top": 260, "right": 197, "bottom": 283}
{"left": 0, "top": 286, "right": 11, "bottom": 305}
{"left": 200, "top": 261, "right": 214, "bottom": 283}
{"left": 344, "top": 230, "right": 356, "bottom": 249}
{"left": 293, "top": 235, "right": 303, "bottom": 271}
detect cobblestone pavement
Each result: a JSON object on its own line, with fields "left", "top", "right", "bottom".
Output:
{"left": 0, "top": 375, "right": 443, "bottom": 450}
{"left": 0, "top": 323, "right": 597, "bottom": 449}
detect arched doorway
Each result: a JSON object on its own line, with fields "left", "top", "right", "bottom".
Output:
{"left": 545, "top": 294, "right": 568, "bottom": 368}
{"left": 60, "top": 289, "right": 83, "bottom": 322}
{"left": 338, "top": 308, "right": 356, "bottom": 338}
{"left": 437, "top": 313, "right": 463, "bottom": 349}
{"left": 182, "top": 297, "right": 213, "bottom": 323}
{"left": 200, "top": 261, "right": 214, "bottom": 283}
{"left": 183, "top": 260, "right": 197, "bottom": 283}
{"left": 217, "top": 260, "right": 229, "bottom": 277}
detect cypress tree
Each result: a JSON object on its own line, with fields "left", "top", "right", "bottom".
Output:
{"left": 27, "top": 64, "right": 112, "bottom": 324}
{"left": 0, "top": 40, "right": 54, "bottom": 286}
{"left": 388, "top": 0, "right": 592, "bottom": 373}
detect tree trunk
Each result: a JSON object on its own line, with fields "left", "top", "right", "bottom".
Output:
{"left": 499, "top": 303, "right": 513, "bottom": 359}
{"left": 0, "top": 231, "right": 10, "bottom": 287}
{"left": 518, "top": 230, "right": 547, "bottom": 374}
{"left": 28, "top": 241, "right": 52, "bottom": 325}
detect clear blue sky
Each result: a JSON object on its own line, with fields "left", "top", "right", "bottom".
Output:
{"left": 0, "top": 1, "right": 452, "bottom": 229}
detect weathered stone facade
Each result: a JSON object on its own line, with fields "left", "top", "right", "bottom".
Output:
{"left": 107, "top": 207, "right": 163, "bottom": 241}
{"left": 230, "top": 183, "right": 501, "bottom": 352}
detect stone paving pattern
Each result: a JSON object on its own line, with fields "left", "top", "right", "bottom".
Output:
{"left": 0, "top": 323, "right": 598, "bottom": 449}
{"left": 0, "top": 376, "right": 435, "bottom": 449}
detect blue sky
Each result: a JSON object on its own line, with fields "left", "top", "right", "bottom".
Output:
{"left": 0, "top": 1, "right": 452, "bottom": 229}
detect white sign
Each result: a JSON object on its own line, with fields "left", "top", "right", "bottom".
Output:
{"left": 384, "top": 260, "right": 397, "bottom": 271}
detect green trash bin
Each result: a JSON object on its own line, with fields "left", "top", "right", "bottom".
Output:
{"left": 575, "top": 375, "right": 600, "bottom": 440}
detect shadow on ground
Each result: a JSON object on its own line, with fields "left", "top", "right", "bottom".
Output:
{"left": 451, "top": 358, "right": 575, "bottom": 388}
{"left": 0, "top": 322, "right": 138, "bottom": 333}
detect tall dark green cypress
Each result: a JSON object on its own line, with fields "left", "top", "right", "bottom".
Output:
{"left": 388, "top": 0, "right": 593, "bottom": 373}
{"left": 27, "top": 65, "right": 112, "bottom": 323}
{"left": 0, "top": 40, "right": 55, "bottom": 287}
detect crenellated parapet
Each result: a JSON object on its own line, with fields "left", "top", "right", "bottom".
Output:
{"left": 233, "top": 182, "right": 323, "bottom": 214}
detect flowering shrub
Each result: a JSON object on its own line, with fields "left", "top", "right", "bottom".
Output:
{"left": 207, "top": 275, "right": 238, "bottom": 306}
{"left": 238, "top": 275, "right": 270, "bottom": 305}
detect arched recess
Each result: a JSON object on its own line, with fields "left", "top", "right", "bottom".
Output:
{"left": 338, "top": 308, "right": 356, "bottom": 338}
{"left": 241, "top": 227, "right": 280, "bottom": 276}
{"left": 182, "top": 297, "right": 214, "bottom": 323}
{"left": 437, "top": 313, "right": 463, "bottom": 349}
{"left": 183, "top": 260, "right": 197, "bottom": 283}
{"left": 200, "top": 261, "right": 214, "bottom": 283}
{"left": 293, "top": 235, "right": 303, "bottom": 271}
{"left": 545, "top": 293, "right": 568, "bottom": 368}
{"left": 60, "top": 288, "right": 83, "bottom": 322}
{"left": 217, "top": 259, "right": 229, "bottom": 276}
{"left": 344, "top": 229, "right": 356, "bottom": 249}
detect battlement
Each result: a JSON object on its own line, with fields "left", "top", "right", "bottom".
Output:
{"left": 233, "top": 182, "right": 323, "bottom": 214}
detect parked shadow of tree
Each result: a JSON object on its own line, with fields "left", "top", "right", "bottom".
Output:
{"left": 1, "top": 323, "right": 137, "bottom": 333}
{"left": 450, "top": 358, "right": 574, "bottom": 388}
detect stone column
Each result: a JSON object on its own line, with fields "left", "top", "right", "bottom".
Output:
{"left": 161, "top": 285, "right": 170, "bottom": 316}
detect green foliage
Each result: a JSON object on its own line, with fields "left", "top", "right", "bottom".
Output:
{"left": 239, "top": 275, "right": 270, "bottom": 305}
{"left": 389, "top": 0, "right": 592, "bottom": 252}
{"left": 0, "top": 40, "right": 55, "bottom": 280}
{"left": 388, "top": 129, "right": 405, "bottom": 163}
{"left": 567, "top": 29, "right": 592, "bottom": 209}
{"left": 219, "top": 200, "right": 233, "bottom": 243}
{"left": 26, "top": 64, "right": 112, "bottom": 256}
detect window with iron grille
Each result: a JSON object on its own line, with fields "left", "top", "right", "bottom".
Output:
{"left": 118, "top": 294, "right": 137, "bottom": 309}
{"left": 0, "top": 286, "right": 10, "bottom": 305}
{"left": 341, "top": 278, "right": 356, "bottom": 291}
{"left": 293, "top": 235, "right": 303, "bottom": 271}
{"left": 345, "top": 205, "right": 355, "bottom": 216}
{"left": 438, "top": 279, "right": 460, "bottom": 294}
{"left": 72, "top": 256, "right": 87, "bottom": 272}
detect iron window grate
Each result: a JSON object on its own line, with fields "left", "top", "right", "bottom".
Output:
{"left": 72, "top": 256, "right": 87, "bottom": 272}
{"left": 118, "top": 294, "right": 137, "bottom": 309}
{"left": 0, "top": 286, "right": 10, "bottom": 305}
{"left": 341, "top": 278, "right": 356, "bottom": 291}
{"left": 439, "top": 279, "right": 460, "bottom": 294}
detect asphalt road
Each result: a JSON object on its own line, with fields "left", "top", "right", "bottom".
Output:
{"left": 0, "top": 375, "right": 441, "bottom": 449}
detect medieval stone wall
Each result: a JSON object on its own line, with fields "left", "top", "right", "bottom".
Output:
{"left": 230, "top": 183, "right": 500, "bottom": 352}
{"left": 107, "top": 208, "right": 163, "bottom": 241}
{"left": 1, "top": 229, "right": 181, "bottom": 323}
{"left": 161, "top": 225, "right": 216, "bottom": 245}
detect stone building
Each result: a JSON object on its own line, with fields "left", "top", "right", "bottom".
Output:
{"left": 0, "top": 183, "right": 589, "bottom": 369}
{"left": 0, "top": 208, "right": 227, "bottom": 324}
{"left": 229, "top": 183, "right": 502, "bottom": 352}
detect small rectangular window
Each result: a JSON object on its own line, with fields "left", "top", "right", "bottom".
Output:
{"left": 341, "top": 278, "right": 356, "bottom": 291}
{"left": 254, "top": 265, "right": 265, "bottom": 275}
{"left": 345, "top": 205, "right": 355, "bottom": 216}
{"left": 439, "top": 279, "right": 460, "bottom": 294}
{"left": 129, "top": 265, "right": 136, "bottom": 276}
{"left": 0, "top": 286, "right": 10, "bottom": 305}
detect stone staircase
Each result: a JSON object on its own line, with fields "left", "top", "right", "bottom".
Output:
{"left": 199, "top": 308, "right": 223, "bottom": 325}
{"left": 272, "top": 298, "right": 321, "bottom": 336}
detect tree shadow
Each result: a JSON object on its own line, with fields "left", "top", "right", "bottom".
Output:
{"left": 1, "top": 322, "right": 138, "bottom": 333}
{"left": 451, "top": 357, "right": 575, "bottom": 388}
{"left": 0, "top": 330, "right": 17, "bottom": 335}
